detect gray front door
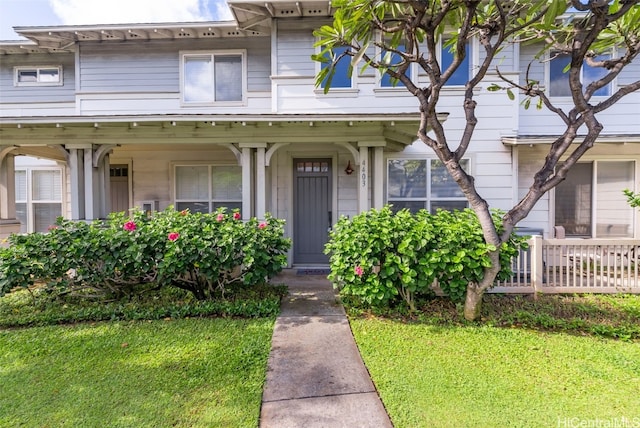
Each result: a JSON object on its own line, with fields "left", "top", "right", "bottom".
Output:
{"left": 293, "top": 158, "right": 332, "bottom": 264}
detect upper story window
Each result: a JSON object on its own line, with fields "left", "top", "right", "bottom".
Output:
{"left": 320, "top": 45, "right": 353, "bottom": 89}
{"left": 380, "top": 44, "right": 411, "bottom": 88}
{"left": 441, "top": 39, "right": 470, "bottom": 86}
{"left": 14, "top": 66, "right": 62, "bottom": 86}
{"left": 180, "top": 50, "right": 246, "bottom": 105}
{"left": 387, "top": 158, "right": 469, "bottom": 214}
{"left": 549, "top": 52, "right": 612, "bottom": 97}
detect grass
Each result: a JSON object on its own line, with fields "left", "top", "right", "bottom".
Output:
{"left": 349, "top": 294, "right": 640, "bottom": 428}
{"left": 0, "top": 318, "right": 274, "bottom": 427}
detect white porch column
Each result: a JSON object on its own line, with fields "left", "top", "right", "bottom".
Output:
{"left": 0, "top": 152, "right": 16, "bottom": 220}
{"left": 0, "top": 151, "right": 20, "bottom": 240}
{"left": 84, "top": 148, "right": 97, "bottom": 219}
{"left": 255, "top": 146, "right": 266, "bottom": 219}
{"left": 357, "top": 145, "right": 369, "bottom": 213}
{"left": 373, "top": 146, "right": 384, "bottom": 209}
{"left": 67, "top": 146, "right": 86, "bottom": 220}
{"left": 240, "top": 146, "right": 253, "bottom": 220}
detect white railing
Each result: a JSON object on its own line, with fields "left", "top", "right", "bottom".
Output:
{"left": 492, "top": 237, "right": 640, "bottom": 294}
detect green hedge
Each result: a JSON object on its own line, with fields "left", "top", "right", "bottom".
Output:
{"left": 325, "top": 206, "right": 526, "bottom": 309}
{"left": 0, "top": 208, "right": 291, "bottom": 301}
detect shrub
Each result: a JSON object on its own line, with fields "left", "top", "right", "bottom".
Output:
{"left": 0, "top": 208, "right": 291, "bottom": 301}
{"left": 325, "top": 207, "right": 526, "bottom": 309}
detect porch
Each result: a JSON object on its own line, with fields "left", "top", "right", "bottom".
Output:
{"left": 493, "top": 237, "right": 640, "bottom": 294}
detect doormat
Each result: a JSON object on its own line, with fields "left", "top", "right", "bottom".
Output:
{"left": 296, "top": 268, "right": 331, "bottom": 276}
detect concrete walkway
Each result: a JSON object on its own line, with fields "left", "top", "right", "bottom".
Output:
{"left": 259, "top": 270, "right": 393, "bottom": 428}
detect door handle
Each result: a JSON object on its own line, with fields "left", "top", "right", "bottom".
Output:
{"left": 328, "top": 211, "right": 332, "bottom": 232}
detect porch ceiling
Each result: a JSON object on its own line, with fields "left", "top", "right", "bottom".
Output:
{"left": 0, "top": 113, "right": 448, "bottom": 150}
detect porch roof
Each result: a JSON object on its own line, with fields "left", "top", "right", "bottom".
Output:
{"left": 502, "top": 134, "right": 640, "bottom": 145}
{"left": 0, "top": 113, "right": 448, "bottom": 158}
{"left": 1, "top": 21, "right": 260, "bottom": 54}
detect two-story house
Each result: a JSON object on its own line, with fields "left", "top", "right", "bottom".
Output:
{"left": 1, "top": 0, "right": 639, "bottom": 267}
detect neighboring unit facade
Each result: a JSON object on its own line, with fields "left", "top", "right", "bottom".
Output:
{"left": 1, "top": 0, "right": 639, "bottom": 266}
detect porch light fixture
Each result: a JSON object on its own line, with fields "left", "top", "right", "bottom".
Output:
{"left": 345, "top": 160, "right": 354, "bottom": 175}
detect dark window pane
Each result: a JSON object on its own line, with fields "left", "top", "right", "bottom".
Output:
{"left": 430, "top": 201, "right": 468, "bottom": 214}
{"left": 388, "top": 160, "right": 427, "bottom": 198}
{"left": 431, "top": 159, "right": 466, "bottom": 197}
{"left": 176, "top": 201, "right": 210, "bottom": 214}
{"left": 34, "top": 203, "right": 61, "bottom": 233}
{"left": 389, "top": 201, "right": 425, "bottom": 214}
{"left": 381, "top": 44, "right": 410, "bottom": 87}
{"left": 321, "top": 45, "right": 352, "bottom": 88}
{"left": 555, "top": 163, "right": 592, "bottom": 236}
{"left": 215, "top": 55, "right": 242, "bottom": 101}
{"left": 550, "top": 52, "right": 571, "bottom": 97}
{"left": 442, "top": 41, "right": 470, "bottom": 86}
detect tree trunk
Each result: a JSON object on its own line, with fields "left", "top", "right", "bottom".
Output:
{"left": 463, "top": 282, "right": 483, "bottom": 321}
{"left": 464, "top": 248, "right": 502, "bottom": 321}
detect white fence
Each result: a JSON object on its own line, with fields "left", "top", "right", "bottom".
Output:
{"left": 492, "top": 237, "right": 640, "bottom": 294}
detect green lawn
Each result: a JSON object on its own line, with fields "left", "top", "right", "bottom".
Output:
{"left": 0, "top": 318, "right": 274, "bottom": 428}
{"left": 351, "top": 319, "right": 640, "bottom": 428}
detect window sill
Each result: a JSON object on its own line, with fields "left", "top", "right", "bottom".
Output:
{"left": 314, "top": 88, "right": 359, "bottom": 98}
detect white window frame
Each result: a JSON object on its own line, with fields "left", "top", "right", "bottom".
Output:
{"left": 15, "top": 166, "right": 65, "bottom": 233}
{"left": 172, "top": 163, "right": 242, "bottom": 213}
{"left": 386, "top": 157, "right": 470, "bottom": 213}
{"left": 14, "top": 65, "right": 63, "bottom": 87}
{"left": 546, "top": 50, "right": 615, "bottom": 99}
{"left": 179, "top": 50, "right": 247, "bottom": 106}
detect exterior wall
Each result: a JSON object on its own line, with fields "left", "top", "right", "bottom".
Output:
{"left": 0, "top": 52, "right": 76, "bottom": 116}
{"left": 109, "top": 144, "right": 240, "bottom": 211}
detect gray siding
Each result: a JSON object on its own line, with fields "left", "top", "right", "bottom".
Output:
{"left": 79, "top": 37, "right": 271, "bottom": 93}
{"left": 0, "top": 53, "right": 76, "bottom": 103}
{"left": 276, "top": 22, "right": 316, "bottom": 76}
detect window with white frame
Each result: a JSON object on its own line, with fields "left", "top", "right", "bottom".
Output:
{"left": 555, "top": 160, "right": 634, "bottom": 238}
{"left": 380, "top": 43, "right": 411, "bottom": 88}
{"left": 319, "top": 45, "right": 354, "bottom": 89}
{"left": 15, "top": 168, "right": 63, "bottom": 233}
{"left": 548, "top": 52, "right": 612, "bottom": 97}
{"left": 180, "top": 51, "right": 245, "bottom": 104}
{"left": 174, "top": 165, "right": 242, "bottom": 213}
{"left": 387, "top": 159, "right": 469, "bottom": 213}
{"left": 14, "top": 66, "right": 62, "bottom": 86}
{"left": 441, "top": 39, "right": 470, "bottom": 86}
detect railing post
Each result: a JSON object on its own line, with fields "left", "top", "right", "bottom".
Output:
{"left": 530, "top": 235, "right": 544, "bottom": 295}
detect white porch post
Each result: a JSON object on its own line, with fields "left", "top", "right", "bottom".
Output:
{"left": 67, "top": 146, "right": 86, "bottom": 220}
{"left": 255, "top": 146, "right": 266, "bottom": 219}
{"left": 357, "top": 145, "right": 369, "bottom": 213}
{"left": 0, "top": 151, "right": 20, "bottom": 240}
{"left": 240, "top": 146, "right": 253, "bottom": 220}
{"left": 84, "top": 148, "right": 97, "bottom": 219}
{"left": 0, "top": 152, "right": 16, "bottom": 220}
{"left": 373, "top": 146, "right": 384, "bottom": 209}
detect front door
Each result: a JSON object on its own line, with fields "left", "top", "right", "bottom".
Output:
{"left": 110, "top": 165, "right": 130, "bottom": 214}
{"left": 293, "top": 158, "right": 332, "bottom": 264}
